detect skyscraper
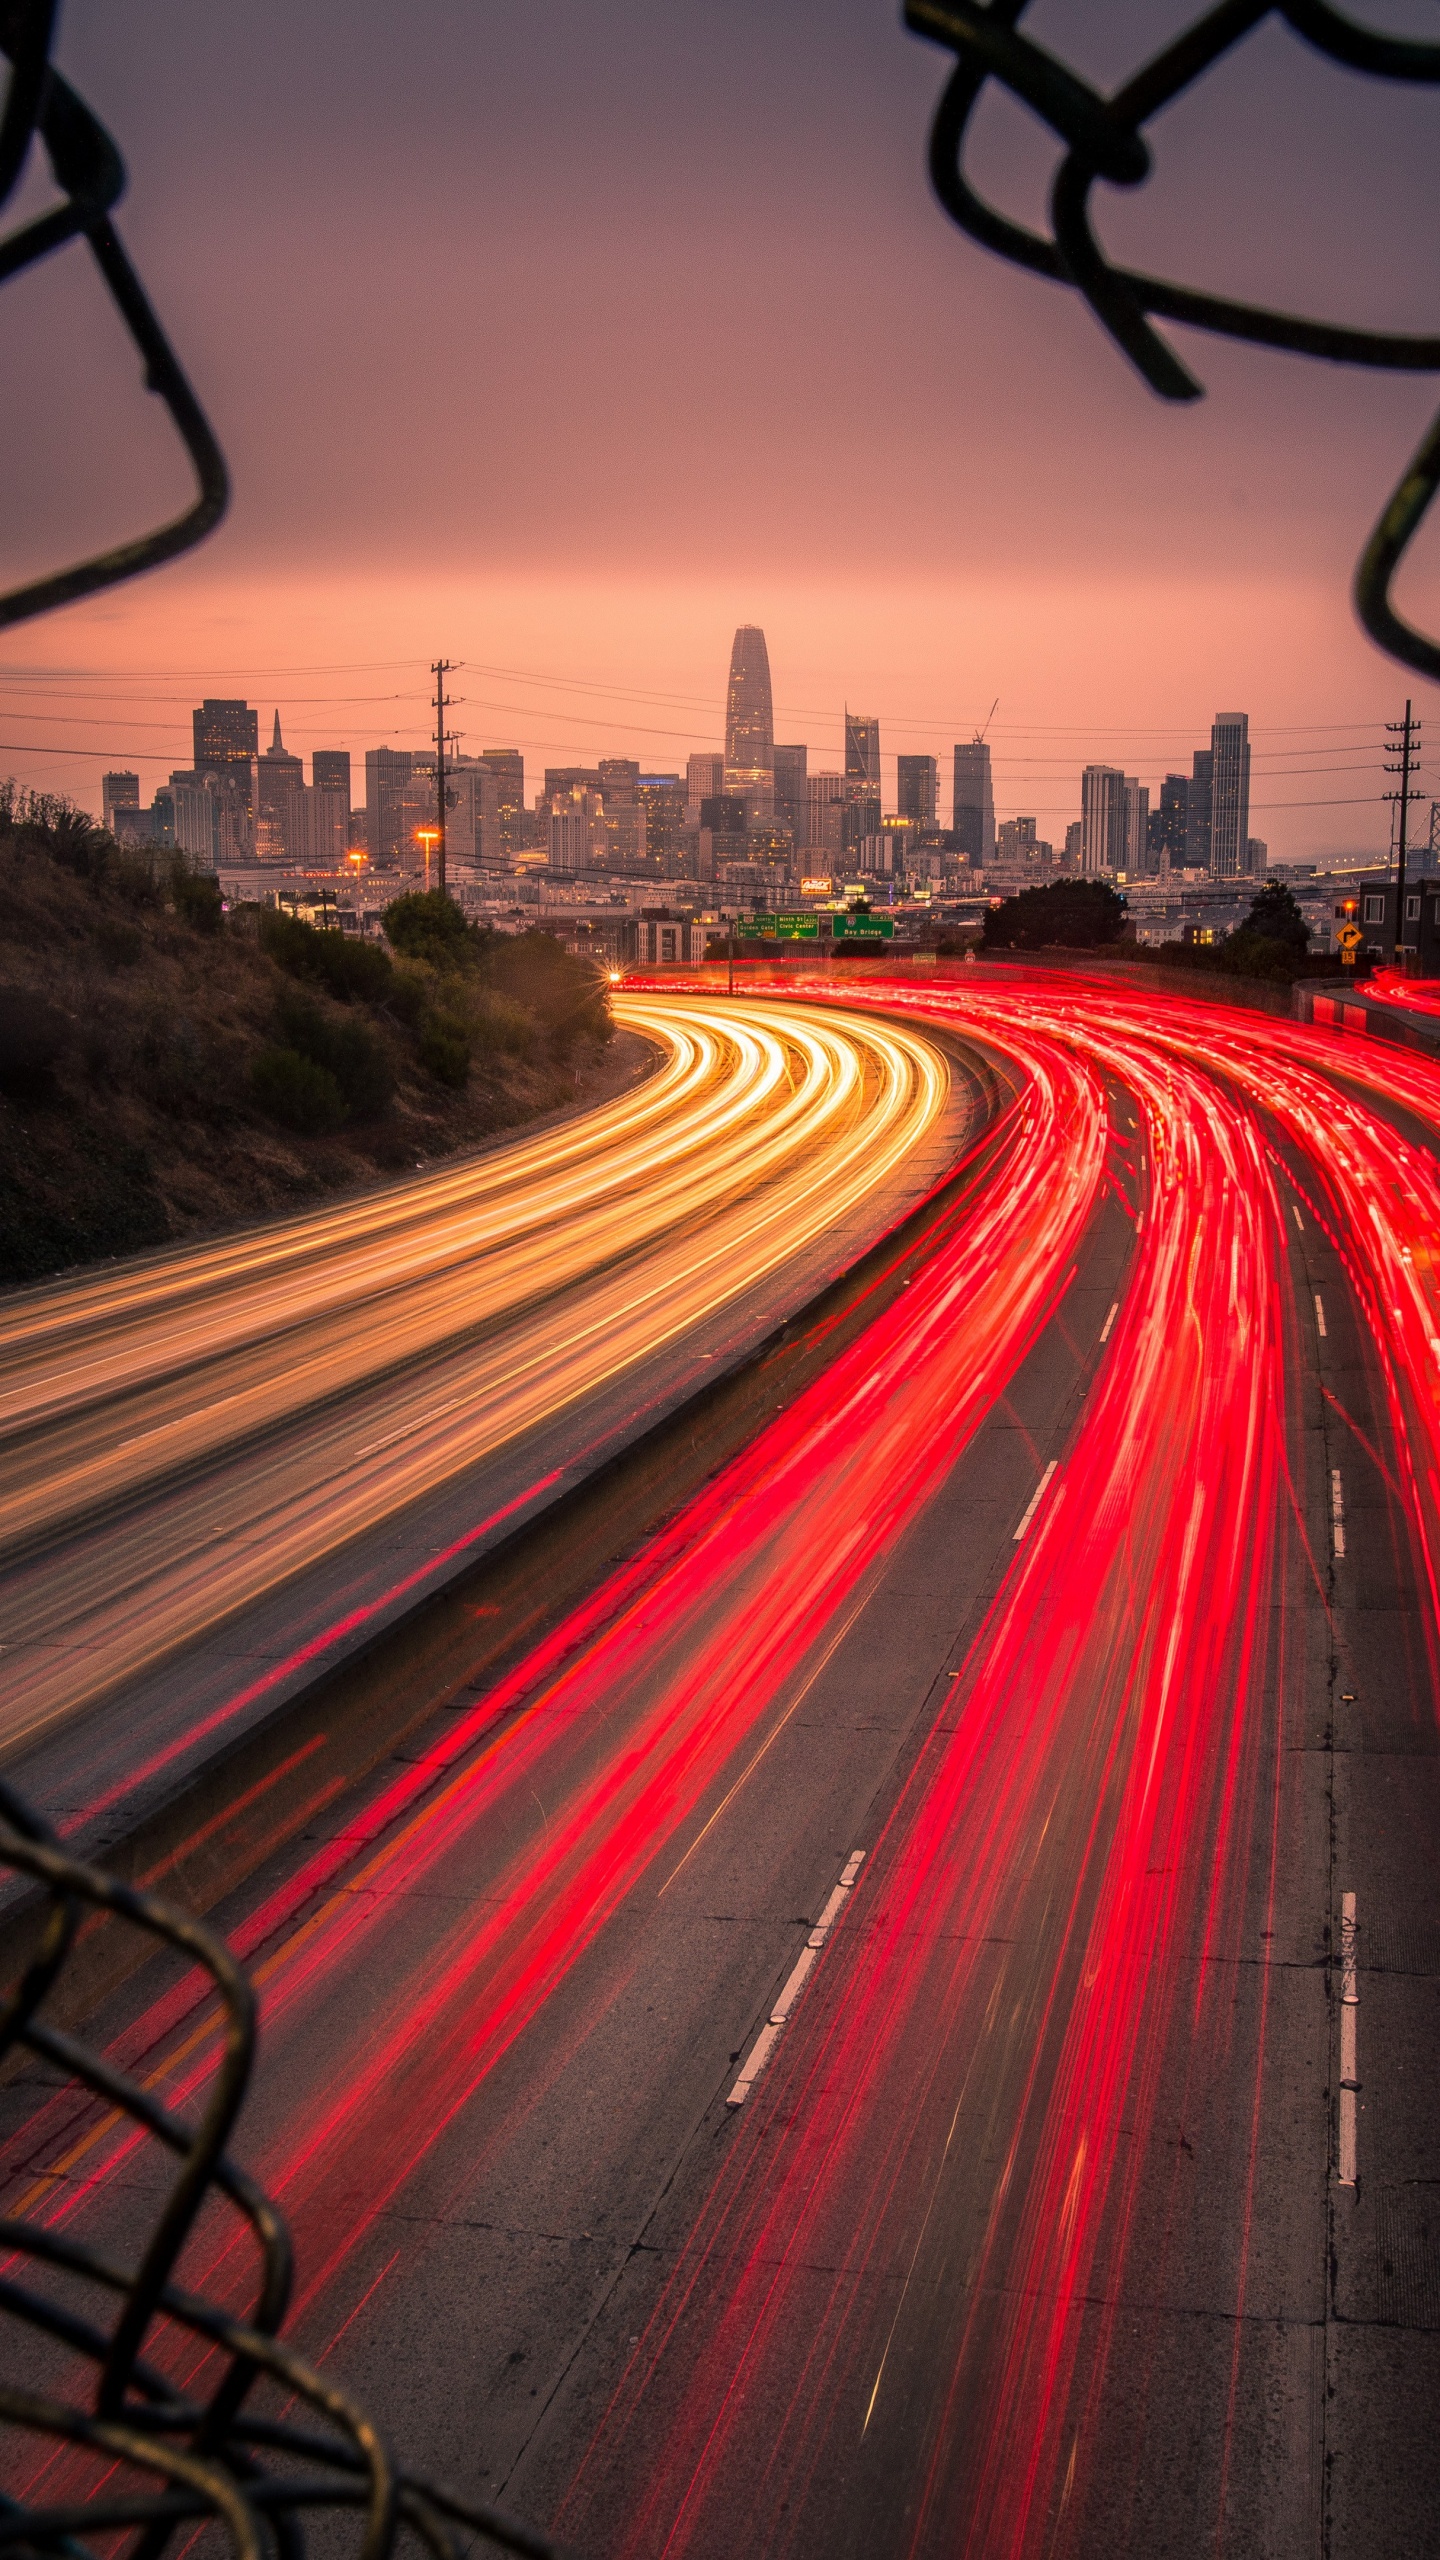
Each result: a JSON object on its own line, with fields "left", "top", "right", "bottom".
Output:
{"left": 1123, "top": 777, "right": 1149, "bottom": 874}
{"left": 193, "top": 699, "right": 258, "bottom": 853}
{"left": 953, "top": 740, "right": 995, "bottom": 865}
{"left": 1186, "top": 749, "right": 1214, "bottom": 870}
{"left": 1149, "top": 773, "right": 1189, "bottom": 874}
{"left": 1081, "top": 765, "right": 1128, "bottom": 873}
{"left": 365, "top": 746, "right": 416, "bottom": 867}
{"left": 478, "top": 749, "right": 525, "bottom": 859}
{"left": 256, "top": 712, "right": 303, "bottom": 858}
{"left": 102, "top": 772, "right": 140, "bottom": 830}
{"left": 312, "top": 749, "right": 351, "bottom": 809}
{"left": 845, "top": 713, "right": 881, "bottom": 849}
{"left": 686, "top": 753, "right": 724, "bottom": 826}
{"left": 897, "top": 755, "right": 938, "bottom": 829}
{"left": 773, "top": 744, "right": 808, "bottom": 844}
{"left": 723, "top": 626, "right": 774, "bottom": 816}
{"left": 1208, "top": 713, "right": 1251, "bottom": 879}
{"left": 193, "top": 698, "right": 258, "bottom": 781}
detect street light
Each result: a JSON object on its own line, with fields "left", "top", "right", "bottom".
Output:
{"left": 415, "top": 827, "right": 439, "bottom": 894}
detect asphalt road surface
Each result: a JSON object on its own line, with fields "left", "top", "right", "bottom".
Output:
{"left": 3, "top": 971, "right": 1437, "bottom": 2560}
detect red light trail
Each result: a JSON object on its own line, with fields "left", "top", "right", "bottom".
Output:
{"left": 7, "top": 969, "right": 1440, "bottom": 2557}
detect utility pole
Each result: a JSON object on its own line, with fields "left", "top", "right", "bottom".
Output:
{"left": 431, "top": 659, "right": 457, "bottom": 898}
{"left": 1384, "top": 701, "right": 1423, "bottom": 968}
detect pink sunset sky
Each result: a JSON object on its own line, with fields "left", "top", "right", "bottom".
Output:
{"left": 2, "top": 0, "right": 1438, "bottom": 859}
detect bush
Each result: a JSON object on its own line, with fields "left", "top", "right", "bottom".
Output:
{"left": 274, "top": 989, "right": 395, "bottom": 1120}
{"left": 486, "top": 930, "right": 611, "bottom": 1051}
{"left": 382, "top": 963, "right": 428, "bottom": 1029}
{"left": 0, "top": 988, "right": 68, "bottom": 1098}
{"left": 982, "top": 879, "right": 1128, "bottom": 951}
{"left": 383, "top": 890, "right": 476, "bottom": 967}
{"left": 418, "top": 1015, "right": 471, "bottom": 1087}
{"left": 471, "top": 991, "right": 534, "bottom": 1057}
{"left": 250, "top": 1046, "right": 347, "bottom": 1136}
{"left": 171, "top": 864, "right": 223, "bottom": 934}
{"left": 259, "top": 908, "right": 395, "bottom": 1001}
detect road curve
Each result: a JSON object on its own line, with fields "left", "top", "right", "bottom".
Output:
{"left": 0, "top": 995, "right": 950, "bottom": 1768}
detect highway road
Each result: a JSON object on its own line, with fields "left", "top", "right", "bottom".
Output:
{"left": 0, "top": 993, "right": 956, "bottom": 1840}
{"left": 3, "top": 971, "right": 1438, "bottom": 2560}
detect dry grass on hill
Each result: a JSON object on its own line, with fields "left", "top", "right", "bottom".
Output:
{"left": 0, "top": 789, "right": 616, "bottom": 1288}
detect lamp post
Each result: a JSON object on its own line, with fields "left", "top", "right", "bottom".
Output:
{"left": 415, "top": 827, "right": 439, "bottom": 895}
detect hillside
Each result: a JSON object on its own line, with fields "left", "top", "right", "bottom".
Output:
{"left": 0, "top": 788, "right": 616, "bottom": 1288}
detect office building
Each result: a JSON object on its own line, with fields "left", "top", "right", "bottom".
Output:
{"left": 723, "top": 626, "right": 774, "bottom": 815}
{"left": 193, "top": 698, "right": 258, "bottom": 786}
{"left": 995, "top": 816, "right": 1052, "bottom": 870}
{"left": 1064, "top": 820, "right": 1083, "bottom": 869}
{"left": 165, "top": 769, "right": 218, "bottom": 863}
{"left": 192, "top": 698, "right": 258, "bottom": 853}
{"left": 686, "top": 752, "right": 724, "bottom": 826}
{"left": 897, "top": 755, "right": 938, "bottom": 829}
{"left": 773, "top": 744, "right": 808, "bottom": 844}
{"left": 287, "top": 786, "right": 348, "bottom": 868}
{"left": 1081, "top": 764, "right": 1128, "bottom": 873}
{"left": 636, "top": 776, "right": 686, "bottom": 875}
{"left": 1247, "top": 838, "right": 1268, "bottom": 876}
{"left": 478, "top": 749, "right": 525, "bottom": 859}
{"left": 544, "top": 765, "right": 603, "bottom": 803}
{"left": 1148, "top": 774, "right": 1189, "bottom": 874}
{"left": 549, "top": 787, "right": 607, "bottom": 875}
{"left": 365, "top": 747, "right": 416, "bottom": 867}
{"left": 598, "top": 757, "right": 643, "bottom": 869}
{"left": 1187, "top": 748, "right": 1214, "bottom": 871}
{"left": 953, "top": 739, "right": 995, "bottom": 865}
{"left": 255, "top": 712, "right": 303, "bottom": 859}
{"left": 804, "top": 773, "right": 846, "bottom": 862}
{"left": 311, "top": 749, "right": 351, "bottom": 809}
{"left": 102, "top": 772, "right": 140, "bottom": 831}
{"left": 1123, "top": 778, "right": 1149, "bottom": 875}
{"left": 1209, "top": 713, "right": 1251, "bottom": 879}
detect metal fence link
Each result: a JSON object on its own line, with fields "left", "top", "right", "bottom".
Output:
{"left": 906, "top": 0, "right": 1440, "bottom": 682}
{"left": 0, "top": 1779, "right": 563, "bottom": 2560}
{"left": 0, "top": 1, "right": 227, "bottom": 630}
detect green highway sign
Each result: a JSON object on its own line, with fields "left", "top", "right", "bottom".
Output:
{"left": 737, "top": 912, "right": 820, "bottom": 939}
{"left": 832, "top": 911, "right": 894, "bottom": 940}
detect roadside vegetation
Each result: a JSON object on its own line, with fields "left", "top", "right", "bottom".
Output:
{"left": 980, "top": 878, "right": 1129, "bottom": 950}
{"left": 1153, "top": 880, "right": 1323, "bottom": 980}
{"left": 0, "top": 788, "right": 613, "bottom": 1286}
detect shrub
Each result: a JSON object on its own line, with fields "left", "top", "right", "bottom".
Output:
{"left": 0, "top": 989, "right": 68, "bottom": 1098}
{"left": 418, "top": 1015, "right": 471, "bottom": 1087}
{"left": 471, "top": 991, "right": 534, "bottom": 1057}
{"left": 486, "top": 930, "right": 611, "bottom": 1051}
{"left": 383, "top": 889, "right": 476, "bottom": 967}
{"left": 259, "top": 909, "right": 395, "bottom": 1001}
{"left": 170, "top": 864, "right": 223, "bottom": 934}
{"left": 250, "top": 1046, "right": 348, "bottom": 1135}
{"left": 381, "top": 963, "right": 428, "bottom": 1028}
{"left": 274, "top": 989, "right": 394, "bottom": 1120}
{"left": 982, "top": 879, "right": 1128, "bottom": 951}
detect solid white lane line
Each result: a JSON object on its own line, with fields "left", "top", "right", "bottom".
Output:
{"left": 1338, "top": 1889, "right": 1358, "bottom": 2189}
{"left": 1332, "top": 1468, "right": 1346, "bottom": 1559}
{"left": 728, "top": 1849, "right": 866, "bottom": 2106}
{"left": 1099, "top": 1302, "right": 1119, "bottom": 1344}
{"left": 1315, "top": 1293, "right": 1327, "bottom": 1338}
{"left": 1013, "top": 1459, "right": 1058, "bottom": 1543}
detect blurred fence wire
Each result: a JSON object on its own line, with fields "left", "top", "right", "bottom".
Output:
{"left": 0, "top": 1, "right": 227, "bottom": 630}
{"left": 905, "top": 0, "right": 1440, "bottom": 683}
{"left": 0, "top": 1778, "right": 562, "bottom": 2560}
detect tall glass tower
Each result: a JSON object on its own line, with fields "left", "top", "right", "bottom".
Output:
{"left": 724, "top": 626, "right": 774, "bottom": 816}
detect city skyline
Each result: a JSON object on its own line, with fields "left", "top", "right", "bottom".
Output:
{"left": 0, "top": 4, "right": 1432, "bottom": 866}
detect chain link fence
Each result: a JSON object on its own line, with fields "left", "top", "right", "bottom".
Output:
{"left": 906, "top": 0, "right": 1440, "bottom": 681}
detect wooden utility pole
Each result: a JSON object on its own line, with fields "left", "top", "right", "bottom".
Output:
{"left": 1385, "top": 701, "right": 1423, "bottom": 966}
{"left": 431, "top": 659, "right": 456, "bottom": 897}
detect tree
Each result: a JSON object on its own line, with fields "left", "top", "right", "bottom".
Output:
{"left": 981, "top": 877, "right": 1128, "bottom": 951}
{"left": 1241, "top": 881, "right": 1310, "bottom": 952}
{"left": 382, "top": 889, "right": 476, "bottom": 966}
